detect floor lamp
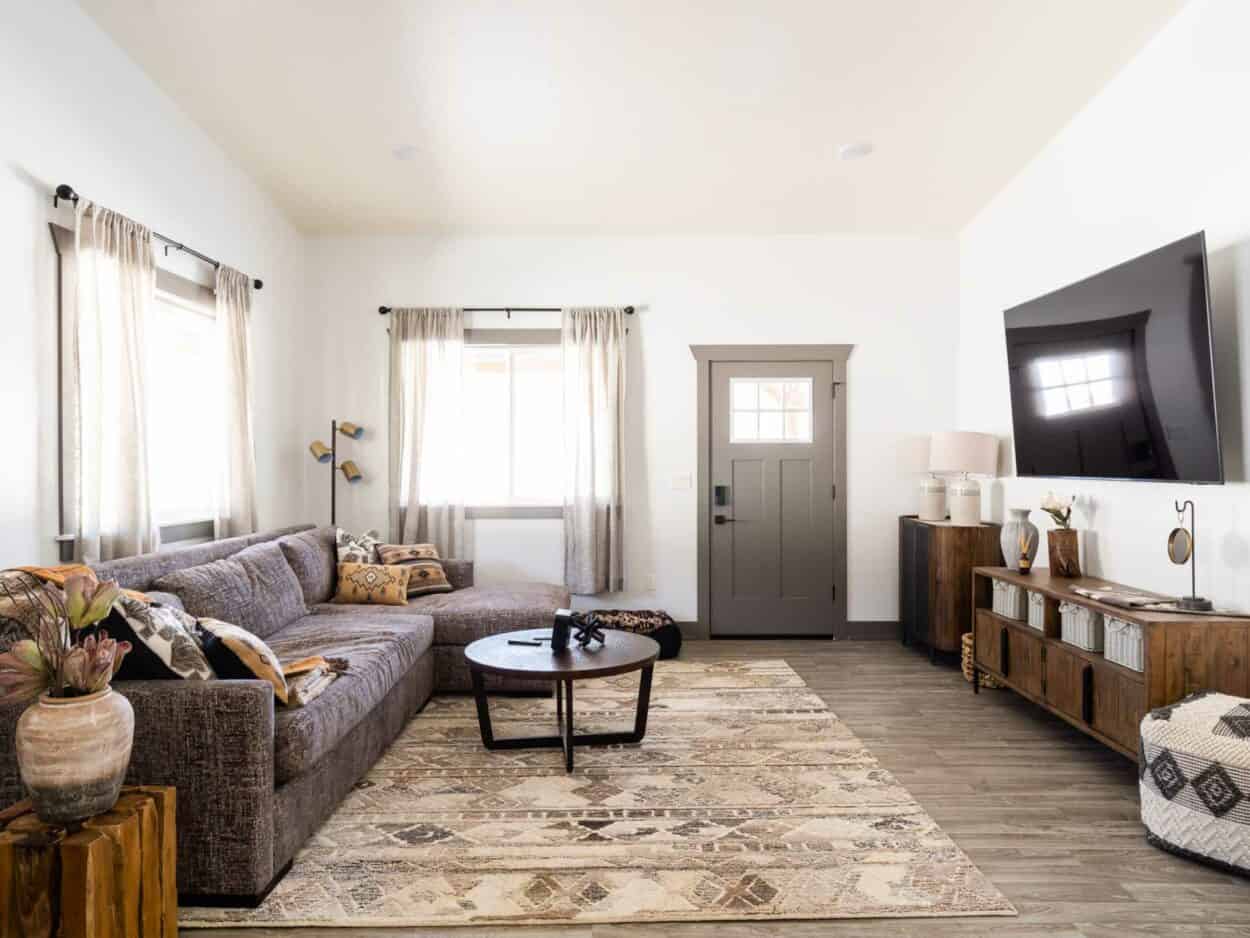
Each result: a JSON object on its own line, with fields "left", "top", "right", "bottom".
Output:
{"left": 308, "top": 420, "right": 364, "bottom": 526}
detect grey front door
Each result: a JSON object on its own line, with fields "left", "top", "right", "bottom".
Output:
{"left": 709, "top": 361, "right": 839, "bottom": 636}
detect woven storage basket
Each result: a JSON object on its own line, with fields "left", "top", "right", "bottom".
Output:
{"left": 961, "top": 632, "right": 1003, "bottom": 688}
{"left": 1060, "top": 601, "right": 1104, "bottom": 652}
{"left": 991, "top": 579, "right": 1027, "bottom": 620}
{"left": 1026, "top": 590, "right": 1046, "bottom": 631}
{"left": 1105, "top": 615, "right": 1144, "bottom": 671}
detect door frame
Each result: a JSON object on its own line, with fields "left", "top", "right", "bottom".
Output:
{"left": 691, "top": 344, "right": 853, "bottom": 639}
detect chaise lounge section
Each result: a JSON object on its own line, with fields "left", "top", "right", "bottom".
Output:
{"left": 0, "top": 524, "right": 569, "bottom": 905}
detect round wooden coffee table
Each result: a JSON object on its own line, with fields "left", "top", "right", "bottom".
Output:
{"left": 464, "top": 628, "right": 660, "bottom": 772}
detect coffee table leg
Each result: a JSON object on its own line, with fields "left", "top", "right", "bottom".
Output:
{"left": 471, "top": 667, "right": 496, "bottom": 747}
{"left": 631, "top": 664, "right": 654, "bottom": 742}
{"left": 563, "top": 679, "right": 575, "bottom": 772}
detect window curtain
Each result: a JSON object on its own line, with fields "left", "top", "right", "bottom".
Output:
{"left": 562, "top": 307, "right": 627, "bottom": 594}
{"left": 388, "top": 308, "right": 465, "bottom": 556}
{"left": 214, "top": 266, "right": 258, "bottom": 537}
{"left": 69, "top": 200, "right": 157, "bottom": 561}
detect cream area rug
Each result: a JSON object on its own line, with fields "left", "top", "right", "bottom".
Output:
{"left": 182, "top": 659, "right": 1014, "bottom": 928}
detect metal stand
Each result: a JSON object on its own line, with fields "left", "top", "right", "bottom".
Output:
{"left": 470, "top": 666, "right": 654, "bottom": 772}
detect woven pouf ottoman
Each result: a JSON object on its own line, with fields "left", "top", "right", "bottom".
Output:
{"left": 1140, "top": 691, "right": 1250, "bottom": 875}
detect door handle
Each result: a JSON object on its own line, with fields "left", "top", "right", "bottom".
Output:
{"left": 714, "top": 515, "right": 736, "bottom": 525}
{"left": 1081, "top": 664, "right": 1094, "bottom": 724}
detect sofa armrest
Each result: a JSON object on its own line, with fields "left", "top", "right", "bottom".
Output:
{"left": 119, "top": 679, "right": 277, "bottom": 898}
{"left": 0, "top": 679, "right": 277, "bottom": 898}
{"left": 443, "top": 558, "right": 474, "bottom": 590}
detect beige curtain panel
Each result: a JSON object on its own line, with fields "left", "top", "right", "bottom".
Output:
{"left": 388, "top": 307, "right": 466, "bottom": 556}
{"left": 69, "top": 200, "right": 158, "bottom": 561}
{"left": 562, "top": 307, "right": 627, "bottom": 594}
{"left": 215, "top": 266, "right": 258, "bottom": 537}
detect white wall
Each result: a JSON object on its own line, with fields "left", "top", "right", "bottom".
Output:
{"left": 957, "top": 0, "right": 1250, "bottom": 609}
{"left": 0, "top": 0, "right": 308, "bottom": 566}
{"left": 305, "top": 234, "right": 958, "bottom": 623}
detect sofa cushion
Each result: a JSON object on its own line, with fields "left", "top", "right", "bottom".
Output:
{"left": 153, "top": 541, "right": 307, "bottom": 640}
{"left": 278, "top": 527, "right": 337, "bottom": 605}
{"left": 267, "top": 610, "right": 434, "bottom": 784}
{"left": 310, "top": 582, "right": 569, "bottom": 646}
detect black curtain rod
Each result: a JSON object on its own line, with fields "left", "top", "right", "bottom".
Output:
{"left": 378, "top": 305, "right": 634, "bottom": 316}
{"left": 54, "top": 184, "right": 263, "bottom": 290}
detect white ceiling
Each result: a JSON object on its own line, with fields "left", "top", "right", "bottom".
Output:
{"left": 79, "top": 0, "right": 1186, "bottom": 235}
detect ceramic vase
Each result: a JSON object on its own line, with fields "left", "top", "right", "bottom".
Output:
{"left": 1001, "top": 508, "right": 1039, "bottom": 568}
{"left": 1047, "top": 528, "right": 1082, "bottom": 578}
{"left": 15, "top": 687, "right": 134, "bottom": 825}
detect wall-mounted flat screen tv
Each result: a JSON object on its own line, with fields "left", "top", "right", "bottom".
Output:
{"left": 1004, "top": 232, "right": 1222, "bottom": 483}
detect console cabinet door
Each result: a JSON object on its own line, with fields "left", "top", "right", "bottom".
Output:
{"left": 1005, "top": 625, "right": 1043, "bottom": 698}
{"left": 974, "top": 610, "right": 1001, "bottom": 674}
{"left": 1045, "top": 642, "right": 1088, "bottom": 723}
{"left": 1092, "top": 666, "right": 1146, "bottom": 756}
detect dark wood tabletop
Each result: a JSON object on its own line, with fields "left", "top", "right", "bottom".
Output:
{"left": 465, "top": 628, "right": 659, "bottom": 680}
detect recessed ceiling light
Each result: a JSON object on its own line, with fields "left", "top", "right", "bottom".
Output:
{"left": 392, "top": 144, "right": 419, "bottom": 161}
{"left": 836, "top": 142, "right": 874, "bottom": 161}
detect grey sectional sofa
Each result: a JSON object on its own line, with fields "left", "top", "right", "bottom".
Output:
{"left": 0, "top": 524, "right": 568, "bottom": 905}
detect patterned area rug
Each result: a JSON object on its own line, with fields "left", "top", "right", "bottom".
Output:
{"left": 182, "top": 659, "right": 1014, "bottom": 928}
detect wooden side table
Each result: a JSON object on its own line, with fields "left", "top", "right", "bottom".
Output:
{"left": 0, "top": 785, "right": 176, "bottom": 938}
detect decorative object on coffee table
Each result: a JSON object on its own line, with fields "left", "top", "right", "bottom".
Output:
{"left": 465, "top": 628, "right": 659, "bottom": 772}
{"left": 307, "top": 419, "right": 365, "bottom": 525}
{"left": 0, "top": 574, "right": 134, "bottom": 824}
{"left": 927, "top": 431, "right": 998, "bottom": 525}
{"left": 1041, "top": 492, "right": 1081, "bottom": 577}
{"left": 1001, "top": 508, "right": 1038, "bottom": 573}
{"left": 0, "top": 785, "right": 177, "bottom": 937}
{"left": 1169, "top": 499, "right": 1213, "bottom": 611}
{"left": 581, "top": 609, "right": 683, "bottom": 659}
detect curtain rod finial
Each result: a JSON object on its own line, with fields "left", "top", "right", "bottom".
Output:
{"left": 378, "top": 306, "right": 392, "bottom": 315}
{"left": 253, "top": 279, "right": 263, "bottom": 290}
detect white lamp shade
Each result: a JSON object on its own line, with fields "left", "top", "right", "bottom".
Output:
{"left": 928, "top": 431, "right": 998, "bottom": 476}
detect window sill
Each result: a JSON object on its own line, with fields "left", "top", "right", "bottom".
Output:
{"left": 466, "top": 506, "right": 563, "bottom": 520}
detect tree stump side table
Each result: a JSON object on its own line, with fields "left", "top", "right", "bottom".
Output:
{"left": 0, "top": 785, "right": 176, "bottom": 938}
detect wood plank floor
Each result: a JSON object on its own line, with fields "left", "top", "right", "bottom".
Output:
{"left": 192, "top": 640, "right": 1250, "bottom": 937}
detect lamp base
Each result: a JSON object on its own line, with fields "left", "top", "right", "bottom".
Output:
{"left": 1176, "top": 596, "right": 1214, "bottom": 612}
{"left": 948, "top": 478, "right": 982, "bottom": 526}
{"left": 918, "top": 477, "right": 947, "bottom": 521}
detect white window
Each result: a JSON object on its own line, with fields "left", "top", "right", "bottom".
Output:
{"left": 147, "top": 292, "right": 220, "bottom": 525}
{"left": 461, "top": 343, "right": 563, "bottom": 506}
{"left": 730, "top": 378, "right": 813, "bottom": 443}
{"left": 1035, "top": 353, "right": 1117, "bottom": 417}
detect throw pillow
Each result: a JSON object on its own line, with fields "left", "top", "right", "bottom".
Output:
{"left": 335, "top": 528, "right": 380, "bottom": 565}
{"left": 152, "top": 541, "right": 307, "bottom": 640}
{"left": 196, "top": 618, "right": 288, "bottom": 704}
{"left": 376, "top": 543, "right": 454, "bottom": 597}
{"left": 107, "top": 595, "right": 215, "bottom": 681}
{"left": 332, "top": 563, "right": 411, "bottom": 606}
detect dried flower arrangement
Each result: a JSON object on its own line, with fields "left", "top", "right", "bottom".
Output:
{"left": 0, "top": 574, "right": 131, "bottom": 703}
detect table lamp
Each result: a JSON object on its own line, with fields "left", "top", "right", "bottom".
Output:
{"left": 928, "top": 431, "right": 998, "bottom": 526}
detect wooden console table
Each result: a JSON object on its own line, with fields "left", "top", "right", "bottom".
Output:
{"left": 972, "top": 567, "right": 1250, "bottom": 759}
{"left": 0, "top": 786, "right": 176, "bottom": 938}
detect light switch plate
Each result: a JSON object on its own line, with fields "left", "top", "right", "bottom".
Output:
{"left": 671, "top": 473, "right": 692, "bottom": 490}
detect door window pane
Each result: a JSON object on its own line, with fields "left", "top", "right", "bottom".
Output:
{"left": 730, "top": 377, "right": 813, "bottom": 444}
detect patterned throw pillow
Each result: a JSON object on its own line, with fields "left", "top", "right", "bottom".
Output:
{"left": 376, "top": 543, "right": 454, "bottom": 597}
{"left": 332, "top": 563, "right": 411, "bottom": 606}
{"left": 108, "top": 595, "right": 215, "bottom": 681}
{"left": 335, "top": 528, "right": 381, "bottom": 565}
{"left": 196, "top": 618, "right": 288, "bottom": 704}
